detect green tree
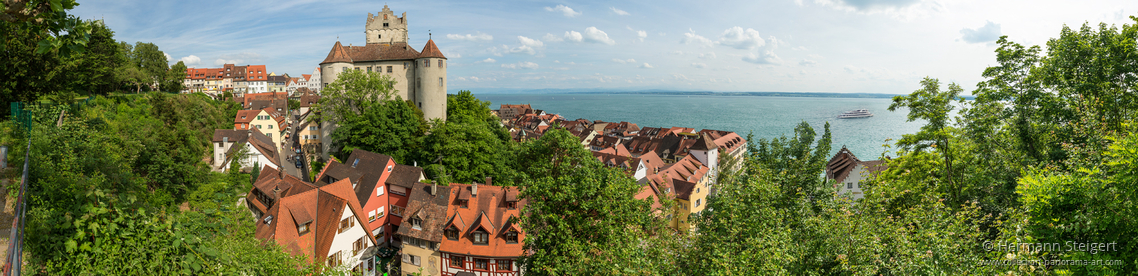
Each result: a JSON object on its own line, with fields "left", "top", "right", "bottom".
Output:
{"left": 888, "top": 77, "right": 964, "bottom": 205}
{"left": 420, "top": 120, "right": 514, "bottom": 185}
{"left": 0, "top": 0, "right": 91, "bottom": 56}
{"left": 332, "top": 97, "right": 426, "bottom": 164}
{"left": 312, "top": 69, "right": 398, "bottom": 123}
{"left": 516, "top": 129, "right": 659, "bottom": 275}
{"left": 165, "top": 60, "right": 187, "bottom": 93}
{"left": 130, "top": 42, "right": 168, "bottom": 91}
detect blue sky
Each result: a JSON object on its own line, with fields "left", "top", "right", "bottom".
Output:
{"left": 73, "top": 0, "right": 1135, "bottom": 94}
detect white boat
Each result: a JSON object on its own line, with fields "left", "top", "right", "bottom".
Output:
{"left": 838, "top": 109, "right": 873, "bottom": 119}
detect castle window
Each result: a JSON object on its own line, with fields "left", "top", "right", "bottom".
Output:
{"left": 383, "top": 23, "right": 389, "bottom": 27}
{"left": 387, "top": 66, "right": 392, "bottom": 73}
{"left": 404, "top": 62, "right": 407, "bottom": 69}
{"left": 439, "top": 77, "right": 443, "bottom": 87}
{"left": 440, "top": 60, "right": 444, "bottom": 68}
{"left": 425, "top": 60, "right": 430, "bottom": 67}
{"left": 378, "top": 34, "right": 382, "bottom": 39}
{"left": 367, "top": 67, "right": 372, "bottom": 72}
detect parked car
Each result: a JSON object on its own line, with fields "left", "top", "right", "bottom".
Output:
{"left": 295, "top": 158, "right": 303, "bottom": 169}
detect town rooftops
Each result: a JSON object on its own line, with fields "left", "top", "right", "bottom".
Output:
{"left": 250, "top": 174, "right": 377, "bottom": 263}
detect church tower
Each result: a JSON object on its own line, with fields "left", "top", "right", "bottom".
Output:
{"left": 365, "top": 5, "right": 408, "bottom": 44}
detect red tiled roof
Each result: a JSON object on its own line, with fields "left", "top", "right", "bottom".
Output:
{"left": 439, "top": 183, "right": 526, "bottom": 258}
{"left": 418, "top": 39, "right": 446, "bottom": 59}
{"left": 234, "top": 110, "right": 261, "bottom": 124}
{"left": 320, "top": 42, "right": 423, "bottom": 65}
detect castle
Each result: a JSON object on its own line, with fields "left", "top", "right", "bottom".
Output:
{"left": 319, "top": 5, "right": 448, "bottom": 121}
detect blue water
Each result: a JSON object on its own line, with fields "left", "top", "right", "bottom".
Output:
{"left": 478, "top": 93, "right": 925, "bottom": 159}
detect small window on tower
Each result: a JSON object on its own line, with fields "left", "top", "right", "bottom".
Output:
{"left": 439, "top": 77, "right": 443, "bottom": 87}
{"left": 425, "top": 60, "right": 430, "bottom": 67}
{"left": 383, "top": 23, "right": 389, "bottom": 27}
{"left": 378, "top": 34, "right": 382, "bottom": 39}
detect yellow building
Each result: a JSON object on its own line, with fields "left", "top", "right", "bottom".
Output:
{"left": 638, "top": 154, "right": 712, "bottom": 230}
{"left": 235, "top": 108, "right": 286, "bottom": 150}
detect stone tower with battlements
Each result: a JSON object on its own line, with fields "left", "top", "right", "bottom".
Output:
{"left": 365, "top": 5, "right": 408, "bottom": 45}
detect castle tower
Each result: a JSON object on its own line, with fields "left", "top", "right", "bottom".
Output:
{"left": 415, "top": 39, "right": 447, "bottom": 121}
{"left": 365, "top": 5, "right": 408, "bottom": 44}
{"left": 320, "top": 41, "right": 354, "bottom": 90}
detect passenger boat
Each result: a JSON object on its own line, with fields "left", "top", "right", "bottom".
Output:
{"left": 838, "top": 109, "right": 873, "bottom": 119}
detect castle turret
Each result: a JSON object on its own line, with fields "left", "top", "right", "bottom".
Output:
{"left": 366, "top": 5, "right": 408, "bottom": 44}
{"left": 415, "top": 39, "right": 447, "bottom": 121}
{"left": 320, "top": 41, "right": 354, "bottom": 89}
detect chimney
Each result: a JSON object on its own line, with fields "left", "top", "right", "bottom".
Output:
{"left": 272, "top": 187, "right": 281, "bottom": 199}
{"left": 485, "top": 177, "right": 492, "bottom": 186}
{"left": 471, "top": 182, "right": 478, "bottom": 196}
{"left": 431, "top": 182, "right": 437, "bottom": 196}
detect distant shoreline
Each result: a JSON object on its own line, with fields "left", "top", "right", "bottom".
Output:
{"left": 464, "top": 90, "right": 976, "bottom": 100}
{"left": 564, "top": 91, "right": 900, "bottom": 99}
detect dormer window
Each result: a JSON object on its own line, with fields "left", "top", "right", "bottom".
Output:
{"left": 504, "top": 230, "right": 518, "bottom": 244}
{"left": 410, "top": 217, "right": 423, "bottom": 230}
{"left": 387, "top": 165, "right": 393, "bottom": 172}
{"left": 298, "top": 222, "right": 310, "bottom": 235}
{"left": 445, "top": 226, "right": 459, "bottom": 240}
{"left": 472, "top": 229, "right": 489, "bottom": 245}
{"left": 352, "top": 158, "right": 359, "bottom": 168}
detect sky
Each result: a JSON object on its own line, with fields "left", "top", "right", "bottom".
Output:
{"left": 72, "top": 0, "right": 1136, "bottom": 94}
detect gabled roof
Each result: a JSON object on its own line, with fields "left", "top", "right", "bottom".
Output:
{"left": 387, "top": 164, "right": 424, "bottom": 189}
{"left": 419, "top": 39, "right": 446, "bottom": 59}
{"left": 219, "top": 128, "right": 280, "bottom": 168}
{"left": 234, "top": 110, "right": 262, "bottom": 123}
{"left": 826, "top": 147, "right": 888, "bottom": 183}
{"left": 440, "top": 183, "right": 527, "bottom": 257}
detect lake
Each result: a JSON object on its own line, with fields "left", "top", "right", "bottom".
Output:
{"left": 477, "top": 93, "right": 925, "bottom": 160}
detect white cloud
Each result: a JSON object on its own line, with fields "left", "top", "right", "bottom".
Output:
{"left": 807, "top": 54, "right": 823, "bottom": 59}
{"left": 698, "top": 52, "right": 717, "bottom": 59}
{"left": 718, "top": 26, "right": 766, "bottom": 50}
{"left": 612, "top": 58, "right": 636, "bottom": 64}
{"left": 215, "top": 59, "right": 237, "bottom": 65}
{"left": 692, "top": 62, "right": 707, "bottom": 68}
{"left": 793, "top": 46, "right": 808, "bottom": 51}
{"left": 611, "top": 7, "right": 630, "bottom": 15}
{"left": 637, "top": 30, "right": 647, "bottom": 41}
{"left": 543, "top": 33, "right": 564, "bottom": 42}
{"left": 814, "top": 0, "right": 921, "bottom": 12}
{"left": 682, "top": 29, "right": 714, "bottom": 47}
{"left": 743, "top": 51, "right": 783, "bottom": 65}
{"left": 800, "top": 59, "right": 818, "bottom": 66}
{"left": 179, "top": 55, "right": 201, "bottom": 65}
{"left": 583, "top": 27, "right": 616, "bottom": 45}
{"left": 639, "top": 63, "right": 653, "bottom": 69}
{"left": 564, "top": 31, "right": 584, "bottom": 42}
{"left": 502, "top": 62, "right": 539, "bottom": 69}
{"left": 671, "top": 50, "right": 684, "bottom": 55}
{"left": 562, "top": 27, "right": 615, "bottom": 45}
{"left": 960, "top": 21, "right": 1002, "bottom": 44}
{"left": 479, "top": 58, "right": 496, "bottom": 63}
{"left": 518, "top": 36, "right": 544, "bottom": 48}
{"left": 545, "top": 5, "right": 581, "bottom": 17}
{"left": 164, "top": 53, "right": 171, "bottom": 62}
{"left": 447, "top": 32, "right": 493, "bottom": 42}
{"left": 455, "top": 77, "right": 468, "bottom": 81}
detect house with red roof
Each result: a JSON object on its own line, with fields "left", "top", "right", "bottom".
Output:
{"left": 314, "top": 149, "right": 425, "bottom": 249}
{"left": 438, "top": 182, "right": 526, "bottom": 276}
{"left": 234, "top": 108, "right": 286, "bottom": 149}
{"left": 825, "top": 147, "right": 888, "bottom": 201}
{"left": 211, "top": 128, "right": 280, "bottom": 172}
{"left": 246, "top": 166, "right": 379, "bottom": 275}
